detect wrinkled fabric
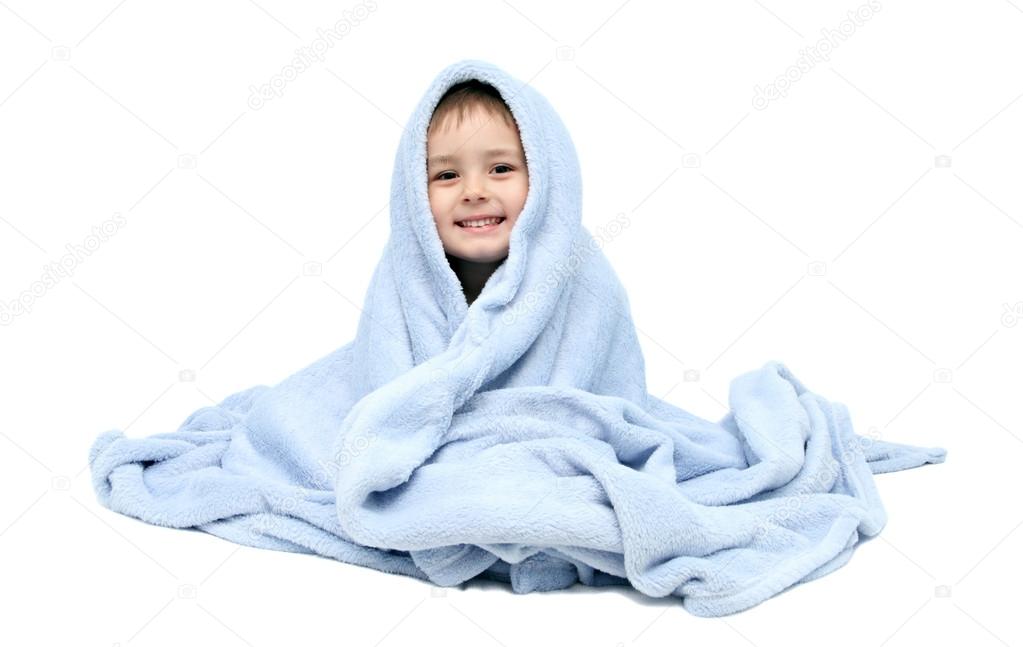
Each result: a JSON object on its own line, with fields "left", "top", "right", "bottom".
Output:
{"left": 88, "top": 59, "right": 947, "bottom": 617}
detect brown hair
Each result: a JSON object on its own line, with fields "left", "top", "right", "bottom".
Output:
{"left": 427, "top": 80, "right": 518, "bottom": 135}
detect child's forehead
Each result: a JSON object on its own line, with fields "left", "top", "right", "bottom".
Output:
{"left": 427, "top": 119, "right": 524, "bottom": 162}
{"left": 428, "top": 147, "right": 523, "bottom": 168}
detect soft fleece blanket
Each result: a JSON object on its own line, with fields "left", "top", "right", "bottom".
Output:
{"left": 88, "top": 59, "right": 947, "bottom": 617}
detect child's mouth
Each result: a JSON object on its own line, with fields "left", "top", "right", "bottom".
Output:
{"left": 456, "top": 217, "right": 506, "bottom": 233}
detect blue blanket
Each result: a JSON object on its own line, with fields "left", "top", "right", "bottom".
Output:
{"left": 88, "top": 59, "right": 947, "bottom": 617}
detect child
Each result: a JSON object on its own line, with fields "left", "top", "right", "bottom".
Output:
{"left": 87, "top": 60, "right": 948, "bottom": 618}
{"left": 426, "top": 80, "right": 529, "bottom": 306}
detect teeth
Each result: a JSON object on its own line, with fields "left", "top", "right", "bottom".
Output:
{"left": 460, "top": 217, "right": 502, "bottom": 228}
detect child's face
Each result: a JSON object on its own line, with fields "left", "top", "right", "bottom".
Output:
{"left": 427, "top": 104, "right": 528, "bottom": 264}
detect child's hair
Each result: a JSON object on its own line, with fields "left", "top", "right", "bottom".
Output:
{"left": 428, "top": 80, "right": 517, "bottom": 134}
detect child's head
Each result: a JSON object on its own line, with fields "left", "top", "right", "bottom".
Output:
{"left": 427, "top": 80, "right": 528, "bottom": 266}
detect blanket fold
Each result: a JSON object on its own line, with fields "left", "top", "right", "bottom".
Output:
{"left": 88, "top": 58, "right": 946, "bottom": 617}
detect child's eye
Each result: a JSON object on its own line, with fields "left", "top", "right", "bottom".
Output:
{"left": 435, "top": 166, "right": 513, "bottom": 181}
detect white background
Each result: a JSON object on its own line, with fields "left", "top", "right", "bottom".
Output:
{"left": 1, "top": 0, "right": 1020, "bottom": 644}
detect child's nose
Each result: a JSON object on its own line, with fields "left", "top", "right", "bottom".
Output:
{"left": 461, "top": 178, "right": 489, "bottom": 201}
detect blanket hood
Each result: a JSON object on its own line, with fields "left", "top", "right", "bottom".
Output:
{"left": 387, "top": 58, "right": 583, "bottom": 348}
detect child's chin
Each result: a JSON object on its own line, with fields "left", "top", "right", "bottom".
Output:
{"left": 448, "top": 245, "right": 508, "bottom": 264}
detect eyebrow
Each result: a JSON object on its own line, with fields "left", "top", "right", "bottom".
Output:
{"left": 427, "top": 148, "right": 520, "bottom": 167}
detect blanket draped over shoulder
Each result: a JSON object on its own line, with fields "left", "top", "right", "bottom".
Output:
{"left": 88, "top": 59, "right": 946, "bottom": 617}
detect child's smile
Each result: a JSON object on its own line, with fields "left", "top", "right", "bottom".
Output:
{"left": 454, "top": 215, "right": 507, "bottom": 232}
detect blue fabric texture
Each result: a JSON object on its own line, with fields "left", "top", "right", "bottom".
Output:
{"left": 88, "top": 59, "right": 947, "bottom": 617}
